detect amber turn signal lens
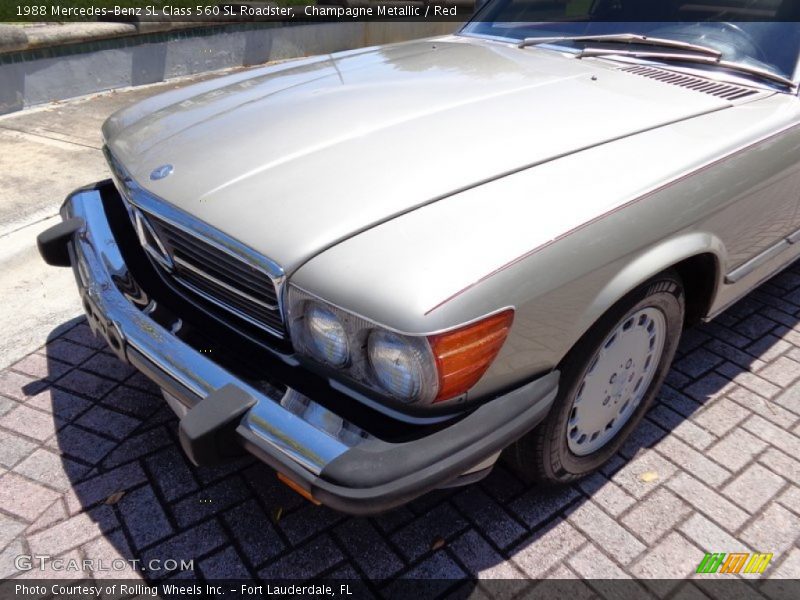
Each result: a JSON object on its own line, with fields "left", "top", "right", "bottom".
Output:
{"left": 428, "top": 310, "right": 514, "bottom": 403}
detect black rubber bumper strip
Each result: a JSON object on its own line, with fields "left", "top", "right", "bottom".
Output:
{"left": 322, "top": 371, "right": 559, "bottom": 488}
{"left": 239, "top": 371, "right": 559, "bottom": 514}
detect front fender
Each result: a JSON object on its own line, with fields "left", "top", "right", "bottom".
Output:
{"left": 585, "top": 231, "right": 727, "bottom": 334}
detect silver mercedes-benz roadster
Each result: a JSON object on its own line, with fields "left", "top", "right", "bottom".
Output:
{"left": 38, "top": 1, "right": 800, "bottom": 512}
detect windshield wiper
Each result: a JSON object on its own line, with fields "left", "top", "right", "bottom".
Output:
{"left": 518, "top": 33, "right": 722, "bottom": 58}
{"left": 577, "top": 47, "right": 796, "bottom": 89}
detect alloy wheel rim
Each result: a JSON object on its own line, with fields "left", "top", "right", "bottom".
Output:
{"left": 566, "top": 307, "right": 666, "bottom": 456}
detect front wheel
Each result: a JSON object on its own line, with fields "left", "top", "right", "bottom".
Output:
{"left": 509, "top": 272, "right": 684, "bottom": 484}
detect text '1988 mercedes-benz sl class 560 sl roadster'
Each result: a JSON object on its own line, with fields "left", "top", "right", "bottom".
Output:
{"left": 37, "top": 1, "right": 800, "bottom": 513}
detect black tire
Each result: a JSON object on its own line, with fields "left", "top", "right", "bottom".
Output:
{"left": 508, "top": 271, "right": 685, "bottom": 484}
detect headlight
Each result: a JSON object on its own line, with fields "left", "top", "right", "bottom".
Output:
{"left": 367, "top": 330, "right": 438, "bottom": 403}
{"left": 299, "top": 302, "right": 349, "bottom": 367}
{"left": 287, "top": 285, "right": 513, "bottom": 407}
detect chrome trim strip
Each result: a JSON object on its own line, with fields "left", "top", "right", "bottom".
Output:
{"left": 173, "top": 255, "right": 278, "bottom": 311}
{"left": 173, "top": 273, "right": 284, "bottom": 333}
{"left": 133, "top": 208, "right": 173, "bottom": 271}
{"left": 65, "top": 187, "right": 353, "bottom": 475}
{"left": 726, "top": 239, "right": 792, "bottom": 284}
{"left": 103, "top": 147, "right": 287, "bottom": 338}
{"left": 707, "top": 242, "right": 800, "bottom": 321}
{"left": 788, "top": 228, "right": 800, "bottom": 245}
{"left": 726, "top": 223, "right": 800, "bottom": 284}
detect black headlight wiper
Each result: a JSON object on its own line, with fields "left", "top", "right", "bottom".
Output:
{"left": 576, "top": 47, "right": 796, "bottom": 90}
{"left": 518, "top": 33, "right": 722, "bottom": 59}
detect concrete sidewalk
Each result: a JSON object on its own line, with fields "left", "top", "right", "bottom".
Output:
{"left": 0, "top": 68, "right": 244, "bottom": 369}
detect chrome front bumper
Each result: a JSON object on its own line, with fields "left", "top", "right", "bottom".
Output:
{"left": 44, "top": 182, "right": 559, "bottom": 514}
{"left": 65, "top": 184, "right": 357, "bottom": 475}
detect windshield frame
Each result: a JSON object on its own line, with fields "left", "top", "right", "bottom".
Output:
{"left": 458, "top": 3, "right": 800, "bottom": 92}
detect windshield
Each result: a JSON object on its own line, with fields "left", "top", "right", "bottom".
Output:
{"left": 461, "top": 0, "right": 800, "bottom": 81}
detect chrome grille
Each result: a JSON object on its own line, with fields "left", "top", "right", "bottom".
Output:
{"left": 621, "top": 65, "right": 760, "bottom": 101}
{"left": 142, "top": 212, "right": 285, "bottom": 335}
{"left": 103, "top": 146, "right": 286, "bottom": 338}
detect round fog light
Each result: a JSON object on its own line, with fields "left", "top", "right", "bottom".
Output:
{"left": 304, "top": 302, "right": 349, "bottom": 367}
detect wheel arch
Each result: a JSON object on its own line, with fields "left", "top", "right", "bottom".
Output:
{"left": 672, "top": 252, "right": 721, "bottom": 326}
{"left": 585, "top": 231, "right": 726, "bottom": 335}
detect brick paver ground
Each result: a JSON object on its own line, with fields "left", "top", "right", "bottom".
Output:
{"left": 2, "top": 265, "right": 800, "bottom": 590}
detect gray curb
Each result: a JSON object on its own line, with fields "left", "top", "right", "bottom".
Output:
{"left": 0, "top": 22, "right": 232, "bottom": 54}
{"left": 0, "top": 24, "right": 28, "bottom": 53}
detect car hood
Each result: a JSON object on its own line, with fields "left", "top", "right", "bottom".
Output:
{"left": 105, "top": 36, "right": 731, "bottom": 272}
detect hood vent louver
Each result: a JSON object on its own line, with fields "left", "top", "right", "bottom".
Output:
{"left": 621, "top": 65, "right": 759, "bottom": 101}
